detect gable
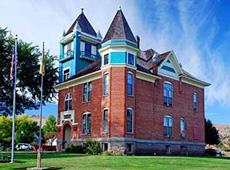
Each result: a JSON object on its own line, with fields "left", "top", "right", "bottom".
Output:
{"left": 158, "top": 52, "right": 182, "bottom": 80}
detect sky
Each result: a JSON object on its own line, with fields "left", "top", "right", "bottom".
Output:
{"left": 0, "top": 0, "right": 230, "bottom": 124}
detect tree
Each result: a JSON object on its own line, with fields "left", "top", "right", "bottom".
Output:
{"left": 0, "top": 115, "right": 39, "bottom": 148}
{"left": 15, "top": 115, "right": 39, "bottom": 144}
{"left": 0, "top": 116, "right": 12, "bottom": 148}
{"left": 43, "top": 115, "right": 57, "bottom": 146}
{"left": 205, "top": 119, "right": 220, "bottom": 145}
{"left": 0, "top": 27, "right": 58, "bottom": 116}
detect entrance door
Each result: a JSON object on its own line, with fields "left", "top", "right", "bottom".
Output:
{"left": 63, "top": 124, "right": 71, "bottom": 149}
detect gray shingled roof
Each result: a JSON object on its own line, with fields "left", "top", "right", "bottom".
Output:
{"left": 103, "top": 9, "right": 136, "bottom": 43}
{"left": 66, "top": 12, "right": 97, "bottom": 37}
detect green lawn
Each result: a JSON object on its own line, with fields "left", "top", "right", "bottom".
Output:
{"left": 0, "top": 152, "right": 230, "bottom": 170}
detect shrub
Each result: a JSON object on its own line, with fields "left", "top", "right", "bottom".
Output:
{"left": 66, "top": 145, "right": 85, "bottom": 153}
{"left": 85, "top": 139, "right": 100, "bottom": 155}
{"left": 103, "top": 151, "right": 109, "bottom": 156}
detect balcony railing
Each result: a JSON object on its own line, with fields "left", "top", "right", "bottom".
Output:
{"left": 80, "top": 51, "right": 98, "bottom": 61}
{"left": 60, "top": 50, "right": 74, "bottom": 62}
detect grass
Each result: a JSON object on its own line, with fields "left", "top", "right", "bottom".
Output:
{"left": 0, "top": 152, "right": 230, "bottom": 170}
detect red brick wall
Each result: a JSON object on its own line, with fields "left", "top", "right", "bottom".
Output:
{"left": 57, "top": 69, "right": 205, "bottom": 144}
{"left": 135, "top": 76, "right": 205, "bottom": 143}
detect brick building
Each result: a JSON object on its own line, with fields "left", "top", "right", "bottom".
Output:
{"left": 55, "top": 9, "right": 210, "bottom": 155}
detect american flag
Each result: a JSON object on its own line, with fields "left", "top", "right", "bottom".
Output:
{"left": 10, "top": 39, "right": 18, "bottom": 88}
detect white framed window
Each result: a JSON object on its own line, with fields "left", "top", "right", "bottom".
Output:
{"left": 164, "top": 115, "right": 173, "bottom": 137}
{"left": 180, "top": 118, "right": 185, "bottom": 138}
{"left": 103, "top": 72, "right": 109, "bottom": 95}
{"left": 127, "top": 72, "right": 134, "bottom": 96}
{"left": 64, "top": 41, "right": 73, "bottom": 53}
{"left": 104, "top": 54, "right": 109, "bottom": 65}
{"left": 83, "top": 82, "right": 92, "bottom": 102}
{"left": 163, "top": 82, "right": 173, "bottom": 106}
{"left": 80, "top": 41, "right": 85, "bottom": 52}
{"left": 194, "top": 92, "right": 197, "bottom": 111}
{"left": 126, "top": 108, "right": 133, "bottom": 133}
{"left": 63, "top": 68, "right": 70, "bottom": 82}
{"left": 64, "top": 93, "right": 72, "bottom": 111}
{"left": 82, "top": 112, "right": 91, "bottom": 134}
{"left": 102, "top": 108, "right": 109, "bottom": 133}
{"left": 91, "top": 45, "right": 97, "bottom": 56}
{"left": 127, "top": 53, "right": 135, "bottom": 65}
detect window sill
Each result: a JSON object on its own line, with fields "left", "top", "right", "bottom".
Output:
{"left": 126, "top": 132, "right": 134, "bottom": 135}
{"left": 164, "top": 136, "right": 174, "bottom": 138}
{"left": 81, "top": 133, "right": 91, "bottom": 136}
{"left": 82, "top": 101, "right": 91, "bottom": 104}
{"left": 163, "top": 104, "right": 173, "bottom": 108}
{"left": 102, "top": 131, "right": 108, "bottom": 134}
{"left": 103, "top": 94, "right": 109, "bottom": 97}
{"left": 127, "top": 95, "right": 135, "bottom": 98}
{"left": 194, "top": 109, "right": 198, "bottom": 113}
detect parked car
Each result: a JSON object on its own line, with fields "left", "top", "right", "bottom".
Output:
{"left": 205, "top": 148, "right": 224, "bottom": 157}
{"left": 15, "top": 143, "right": 33, "bottom": 151}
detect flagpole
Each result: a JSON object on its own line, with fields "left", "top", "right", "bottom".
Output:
{"left": 11, "top": 35, "right": 17, "bottom": 164}
{"left": 37, "top": 42, "right": 44, "bottom": 168}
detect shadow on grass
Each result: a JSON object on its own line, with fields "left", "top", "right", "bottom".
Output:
{"left": 0, "top": 152, "right": 89, "bottom": 160}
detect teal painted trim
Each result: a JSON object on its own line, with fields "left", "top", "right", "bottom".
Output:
{"left": 110, "top": 52, "right": 126, "bottom": 64}
{"left": 59, "top": 43, "right": 64, "bottom": 82}
{"left": 101, "top": 40, "right": 137, "bottom": 48}
{"left": 79, "top": 32, "right": 101, "bottom": 42}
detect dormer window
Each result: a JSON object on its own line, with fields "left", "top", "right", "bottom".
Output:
{"left": 127, "top": 53, "right": 134, "bottom": 66}
{"left": 104, "top": 54, "right": 109, "bottom": 65}
{"left": 63, "top": 68, "right": 70, "bottom": 82}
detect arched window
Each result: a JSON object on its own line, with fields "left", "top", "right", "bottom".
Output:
{"left": 82, "top": 112, "right": 91, "bottom": 134}
{"left": 180, "top": 118, "right": 185, "bottom": 138}
{"left": 103, "top": 72, "right": 109, "bottom": 95}
{"left": 64, "top": 93, "right": 72, "bottom": 111}
{"left": 127, "top": 72, "right": 133, "bottom": 96}
{"left": 126, "top": 108, "right": 133, "bottom": 133}
{"left": 164, "top": 115, "right": 173, "bottom": 137}
{"left": 163, "top": 82, "right": 173, "bottom": 106}
{"left": 102, "top": 108, "right": 109, "bottom": 133}
{"left": 193, "top": 92, "right": 197, "bottom": 111}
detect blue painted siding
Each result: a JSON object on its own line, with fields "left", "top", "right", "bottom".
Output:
{"left": 101, "top": 40, "right": 137, "bottom": 48}
{"left": 110, "top": 52, "right": 126, "bottom": 64}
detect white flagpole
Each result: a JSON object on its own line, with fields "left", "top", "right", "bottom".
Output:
{"left": 11, "top": 35, "right": 17, "bottom": 164}
{"left": 37, "top": 42, "right": 44, "bottom": 168}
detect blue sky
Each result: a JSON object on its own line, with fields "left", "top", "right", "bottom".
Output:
{"left": 0, "top": 0, "right": 230, "bottom": 124}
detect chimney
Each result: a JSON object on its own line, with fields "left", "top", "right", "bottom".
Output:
{"left": 135, "top": 35, "right": 140, "bottom": 48}
{"left": 152, "top": 53, "right": 158, "bottom": 75}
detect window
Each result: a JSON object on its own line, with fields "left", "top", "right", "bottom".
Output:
{"left": 80, "top": 41, "right": 85, "bottom": 52}
{"left": 102, "top": 109, "right": 108, "bottom": 133}
{"left": 64, "top": 42, "right": 73, "bottom": 53}
{"left": 180, "top": 118, "right": 185, "bottom": 138}
{"left": 127, "top": 72, "right": 133, "bottom": 96}
{"left": 126, "top": 108, "right": 133, "bottom": 133}
{"left": 194, "top": 92, "right": 197, "bottom": 111}
{"left": 164, "top": 82, "right": 173, "bottom": 106}
{"left": 91, "top": 45, "right": 97, "bottom": 56}
{"left": 85, "top": 42, "right": 91, "bottom": 56}
{"left": 83, "top": 82, "right": 92, "bottom": 102}
{"left": 165, "top": 145, "right": 171, "bottom": 154}
{"left": 164, "top": 116, "right": 173, "bottom": 137}
{"left": 63, "top": 68, "right": 70, "bottom": 82}
{"left": 82, "top": 113, "right": 91, "bottom": 134}
{"left": 193, "top": 124, "right": 198, "bottom": 139}
{"left": 103, "top": 73, "right": 109, "bottom": 95}
{"left": 102, "top": 143, "right": 108, "bottom": 152}
{"left": 126, "top": 143, "right": 133, "bottom": 153}
{"left": 104, "top": 54, "right": 109, "bottom": 65}
{"left": 127, "top": 53, "right": 134, "bottom": 65}
{"left": 64, "top": 93, "right": 72, "bottom": 111}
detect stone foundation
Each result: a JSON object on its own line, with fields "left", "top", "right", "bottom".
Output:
{"left": 57, "top": 137, "right": 205, "bottom": 155}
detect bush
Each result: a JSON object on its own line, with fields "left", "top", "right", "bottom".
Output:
{"left": 103, "top": 151, "right": 109, "bottom": 156}
{"left": 66, "top": 145, "right": 86, "bottom": 153}
{"left": 85, "top": 139, "right": 100, "bottom": 155}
